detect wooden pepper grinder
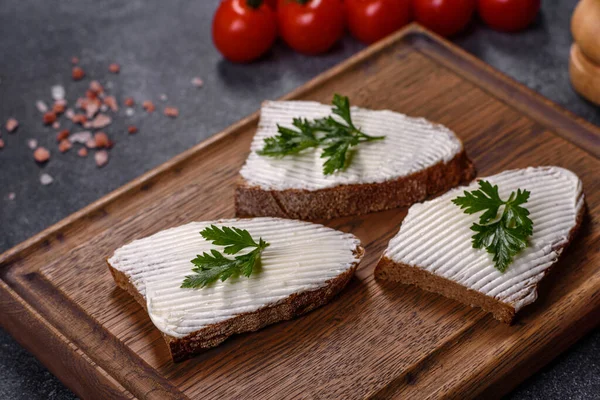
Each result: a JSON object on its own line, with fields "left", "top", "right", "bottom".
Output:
{"left": 570, "top": 0, "right": 600, "bottom": 106}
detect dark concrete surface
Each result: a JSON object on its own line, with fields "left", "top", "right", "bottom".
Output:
{"left": 1, "top": 0, "right": 599, "bottom": 399}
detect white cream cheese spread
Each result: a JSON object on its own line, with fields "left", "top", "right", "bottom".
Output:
{"left": 384, "top": 166, "right": 583, "bottom": 312}
{"left": 108, "top": 217, "right": 362, "bottom": 338}
{"left": 239, "top": 100, "right": 463, "bottom": 190}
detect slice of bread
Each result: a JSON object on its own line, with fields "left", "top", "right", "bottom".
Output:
{"left": 236, "top": 100, "right": 475, "bottom": 220}
{"left": 107, "top": 217, "right": 364, "bottom": 362}
{"left": 375, "top": 167, "right": 584, "bottom": 324}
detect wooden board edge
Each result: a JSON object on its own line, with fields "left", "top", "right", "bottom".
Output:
{"left": 403, "top": 24, "right": 600, "bottom": 159}
{"left": 0, "top": 280, "right": 133, "bottom": 400}
{"left": 0, "top": 23, "right": 598, "bottom": 400}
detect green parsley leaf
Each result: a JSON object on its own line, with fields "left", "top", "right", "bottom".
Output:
{"left": 200, "top": 224, "right": 264, "bottom": 255}
{"left": 258, "top": 118, "right": 320, "bottom": 157}
{"left": 181, "top": 226, "right": 269, "bottom": 288}
{"left": 452, "top": 180, "right": 533, "bottom": 272}
{"left": 258, "top": 94, "right": 385, "bottom": 175}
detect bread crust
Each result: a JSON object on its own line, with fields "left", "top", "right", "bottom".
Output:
{"left": 108, "top": 245, "right": 364, "bottom": 362}
{"left": 374, "top": 202, "right": 585, "bottom": 324}
{"left": 235, "top": 150, "right": 476, "bottom": 220}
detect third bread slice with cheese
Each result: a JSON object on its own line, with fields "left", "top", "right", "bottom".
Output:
{"left": 236, "top": 100, "right": 475, "bottom": 220}
{"left": 375, "top": 167, "right": 584, "bottom": 323}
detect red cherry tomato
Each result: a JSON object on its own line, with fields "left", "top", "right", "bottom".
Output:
{"left": 345, "top": 0, "right": 412, "bottom": 44}
{"left": 277, "top": 0, "right": 345, "bottom": 55}
{"left": 212, "top": 0, "right": 277, "bottom": 63}
{"left": 265, "top": 0, "right": 277, "bottom": 8}
{"left": 478, "top": 0, "right": 540, "bottom": 32}
{"left": 413, "top": 0, "right": 476, "bottom": 37}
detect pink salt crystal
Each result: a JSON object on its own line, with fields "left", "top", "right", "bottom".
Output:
{"left": 95, "top": 150, "right": 109, "bottom": 168}
{"left": 40, "top": 173, "right": 54, "bottom": 185}
{"left": 85, "top": 138, "right": 97, "bottom": 149}
{"left": 103, "top": 96, "right": 118, "bottom": 112}
{"left": 89, "top": 114, "right": 112, "bottom": 129}
{"left": 69, "top": 131, "right": 92, "bottom": 144}
{"left": 192, "top": 77, "right": 204, "bottom": 88}
{"left": 86, "top": 102, "right": 99, "bottom": 119}
{"left": 27, "top": 139, "right": 38, "bottom": 149}
{"left": 6, "top": 118, "right": 18, "bottom": 132}
{"left": 36, "top": 100, "right": 48, "bottom": 113}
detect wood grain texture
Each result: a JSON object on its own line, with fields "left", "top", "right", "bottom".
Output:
{"left": 1, "top": 25, "right": 599, "bottom": 400}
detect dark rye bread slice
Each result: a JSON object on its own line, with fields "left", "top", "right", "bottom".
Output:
{"left": 108, "top": 254, "right": 361, "bottom": 361}
{"left": 375, "top": 167, "right": 585, "bottom": 324}
{"left": 236, "top": 99, "right": 476, "bottom": 220}
{"left": 107, "top": 218, "right": 364, "bottom": 362}
{"left": 236, "top": 150, "right": 475, "bottom": 220}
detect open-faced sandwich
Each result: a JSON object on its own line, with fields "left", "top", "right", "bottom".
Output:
{"left": 108, "top": 217, "right": 364, "bottom": 361}
{"left": 236, "top": 94, "right": 475, "bottom": 220}
{"left": 375, "top": 166, "right": 584, "bottom": 323}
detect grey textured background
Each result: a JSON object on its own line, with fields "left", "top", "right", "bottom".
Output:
{"left": 1, "top": 0, "right": 599, "bottom": 399}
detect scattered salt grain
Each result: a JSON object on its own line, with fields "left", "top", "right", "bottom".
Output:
{"left": 104, "top": 96, "right": 118, "bottom": 112}
{"left": 89, "top": 80, "right": 104, "bottom": 94}
{"left": 125, "top": 108, "right": 135, "bottom": 117}
{"left": 65, "top": 108, "right": 75, "bottom": 119}
{"left": 95, "top": 150, "right": 109, "bottom": 168}
{"left": 6, "top": 118, "right": 18, "bottom": 132}
{"left": 52, "top": 121, "right": 60, "bottom": 129}
{"left": 164, "top": 107, "right": 179, "bottom": 118}
{"left": 86, "top": 102, "right": 99, "bottom": 119}
{"left": 27, "top": 139, "right": 38, "bottom": 149}
{"left": 70, "top": 131, "right": 92, "bottom": 144}
{"left": 56, "top": 129, "right": 70, "bottom": 141}
{"left": 94, "top": 132, "right": 109, "bottom": 148}
{"left": 100, "top": 104, "right": 108, "bottom": 112}
{"left": 33, "top": 147, "right": 50, "bottom": 163}
{"left": 8, "top": 192, "right": 15, "bottom": 200}
{"left": 86, "top": 138, "right": 97, "bottom": 149}
{"left": 191, "top": 77, "right": 204, "bottom": 88}
{"left": 51, "top": 85, "right": 65, "bottom": 101}
{"left": 142, "top": 101, "right": 155, "bottom": 113}
{"left": 59, "top": 139, "right": 72, "bottom": 153}
{"left": 40, "top": 173, "right": 54, "bottom": 185}
{"left": 89, "top": 114, "right": 112, "bottom": 129}
{"left": 43, "top": 112, "right": 57, "bottom": 125}
{"left": 71, "top": 56, "right": 79, "bottom": 65}
{"left": 72, "top": 66, "right": 85, "bottom": 81}
{"left": 36, "top": 100, "right": 48, "bottom": 113}
{"left": 160, "top": 94, "right": 167, "bottom": 101}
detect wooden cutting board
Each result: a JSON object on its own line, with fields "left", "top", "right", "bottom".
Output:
{"left": 1, "top": 25, "right": 599, "bottom": 400}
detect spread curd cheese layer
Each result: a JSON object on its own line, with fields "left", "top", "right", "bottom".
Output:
{"left": 240, "top": 100, "right": 463, "bottom": 190}
{"left": 384, "top": 166, "right": 583, "bottom": 312}
{"left": 108, "top": 218, "right": 362, "bottom": 338}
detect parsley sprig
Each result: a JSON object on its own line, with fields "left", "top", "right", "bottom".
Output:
{"left": 181, "top": 226, "right": 269, "bottom": 289}
{"left": 258, "top": 94, "right": 385, "bottom": 175}
{"left": 452, "top": 180, "right": 533, "bottom": 272}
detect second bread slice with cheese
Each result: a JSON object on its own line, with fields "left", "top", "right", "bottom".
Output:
{"left": 236, "top": 100, "right": 475, "bottom": 220}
